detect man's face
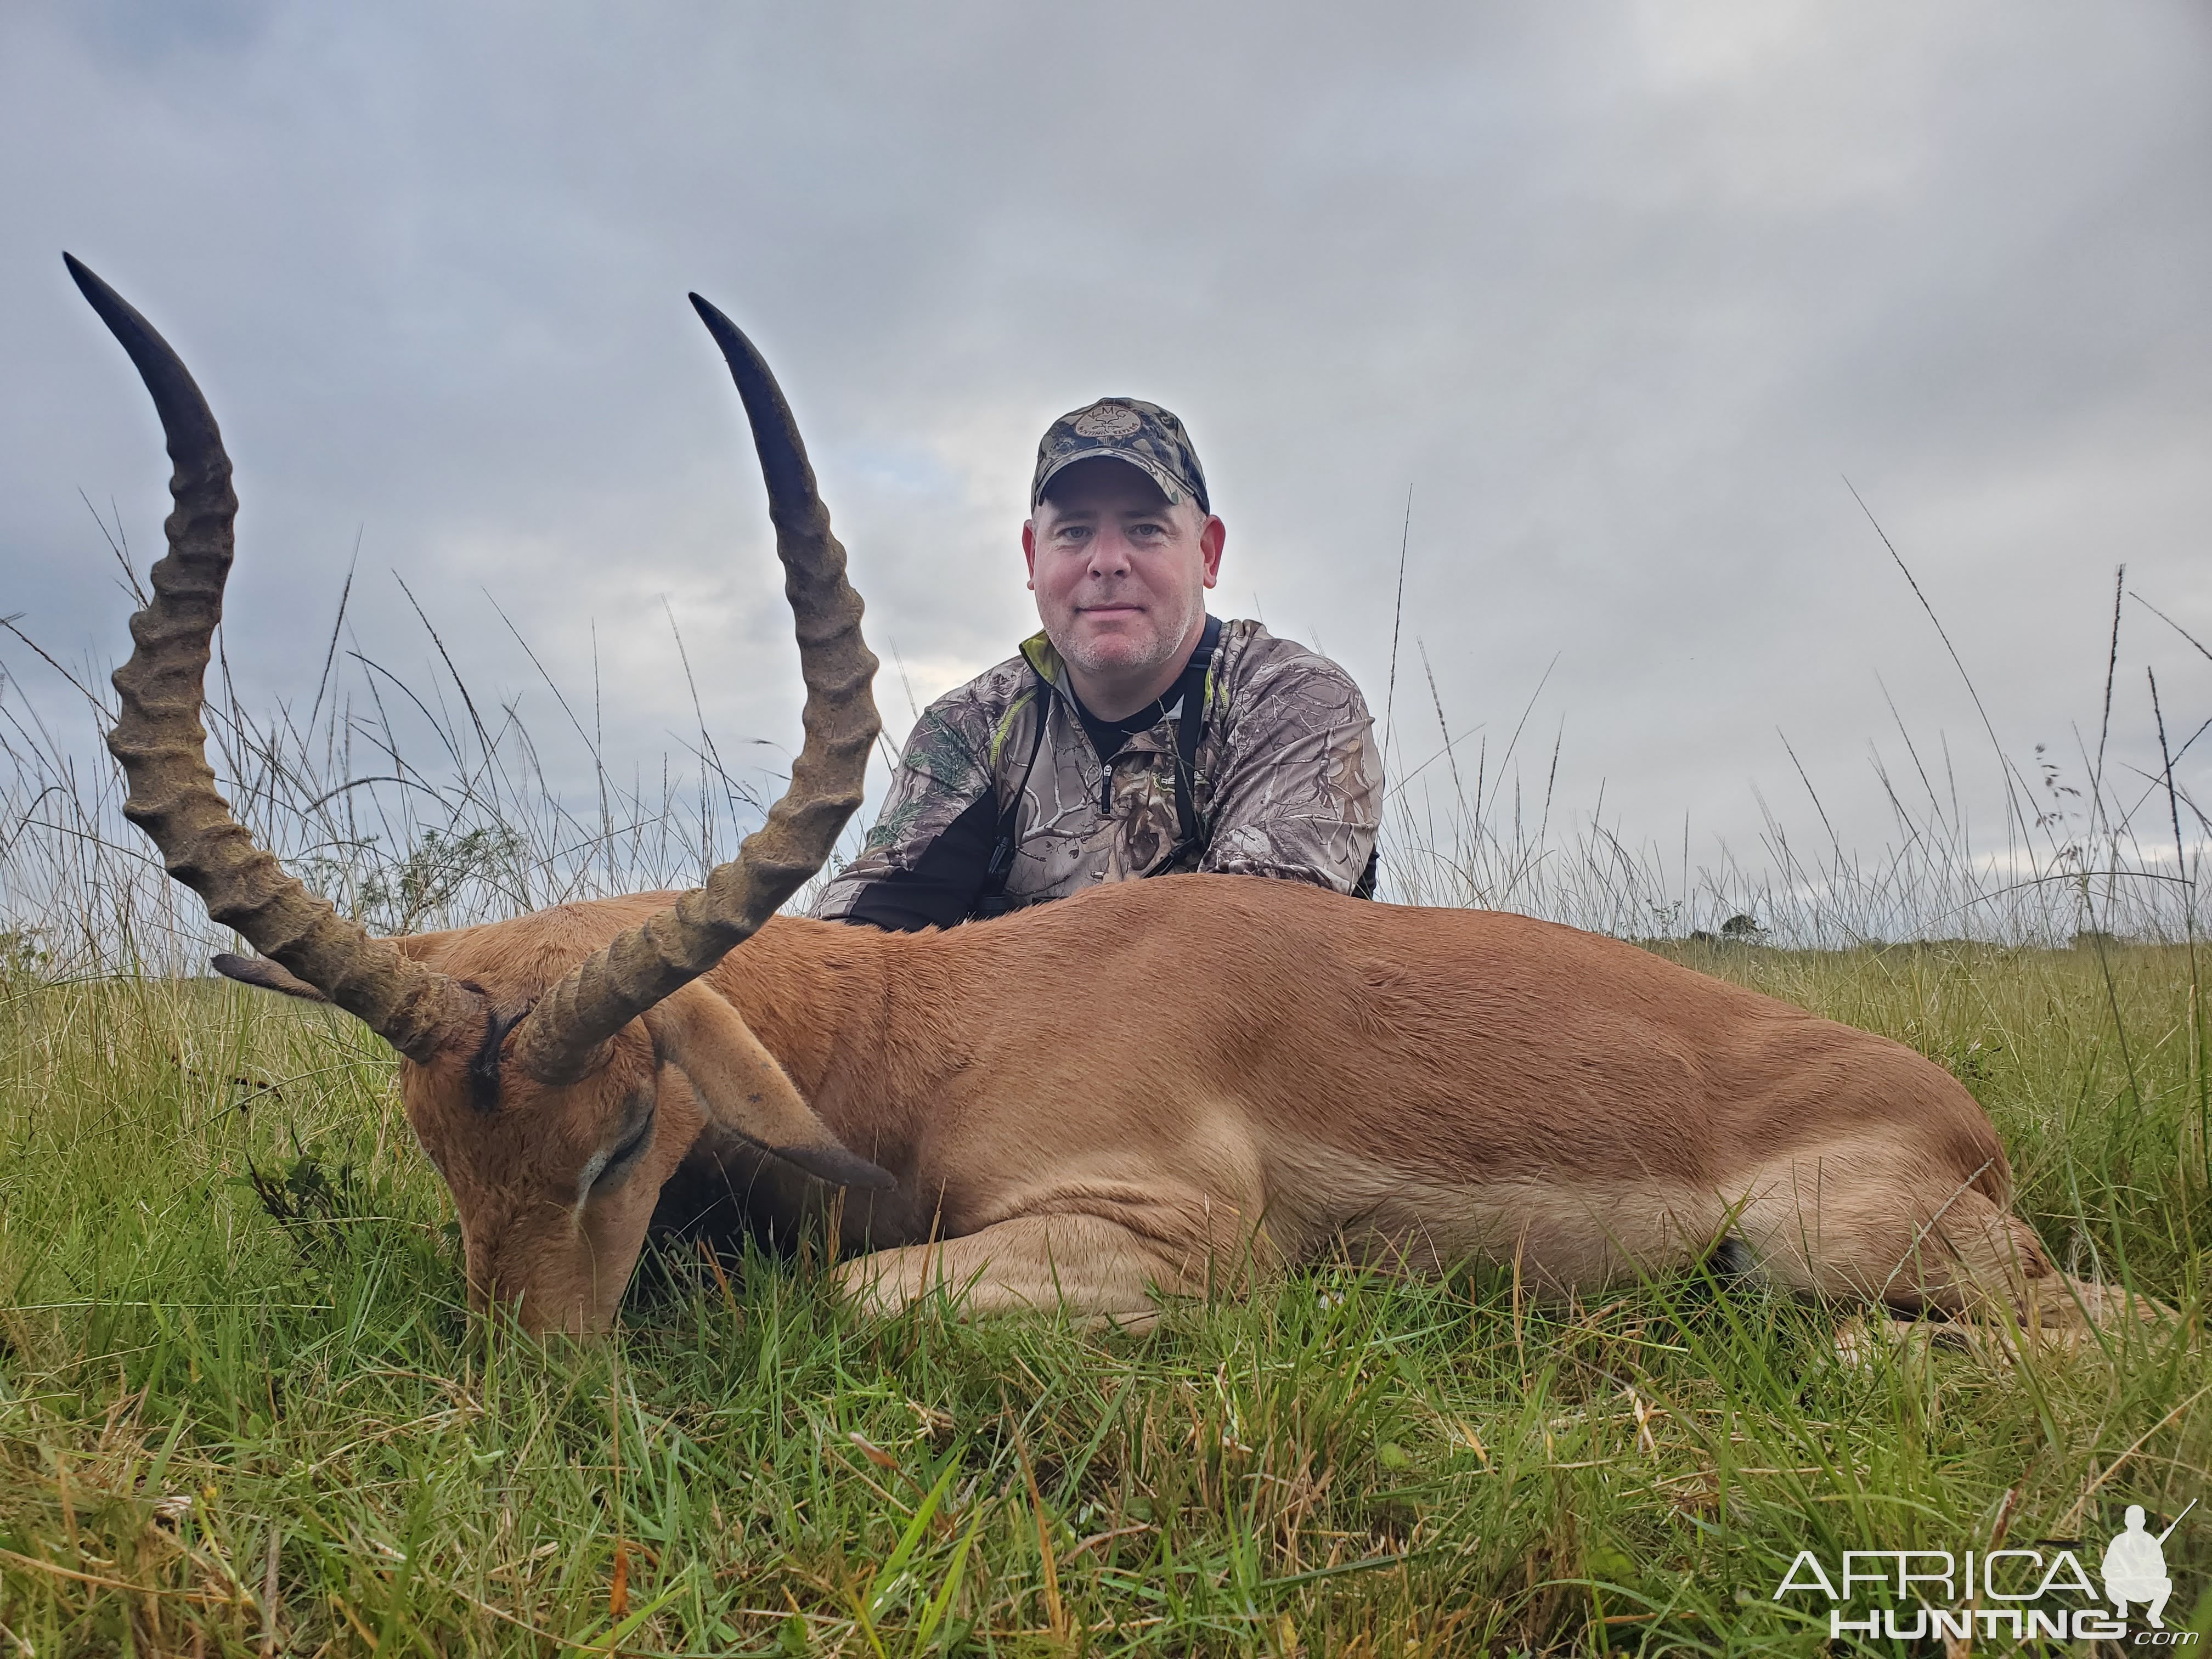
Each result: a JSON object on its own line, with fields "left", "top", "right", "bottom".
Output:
{"left": 1023, "top": 458, "right": 1224, "bottom": 694}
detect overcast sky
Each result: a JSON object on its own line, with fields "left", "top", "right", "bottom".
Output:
{"left": 5, "top": 2, "right": 2209, "bottom": 916}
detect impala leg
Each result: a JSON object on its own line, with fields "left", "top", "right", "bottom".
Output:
{"left": 832, "top": 1214, "right": 1220, "bottom": 1331}
{"left": 1739, "top": 1149, "right": 2175, "bottom": 1347}
{"left": 1733, "top": 1146, "right": 2064, "bottom": 1323}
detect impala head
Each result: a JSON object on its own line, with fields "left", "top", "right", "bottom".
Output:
{"left": 67, "top": 254, "right": 885, "bottom": 1336}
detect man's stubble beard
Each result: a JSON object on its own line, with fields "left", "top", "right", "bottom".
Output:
{"left": 1057, "top": 582, "right": 1206, "bottom": 684}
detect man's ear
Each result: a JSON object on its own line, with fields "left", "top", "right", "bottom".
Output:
{"left": 211, "top": 953, "right": 331, "bottom": 1002}
{"left": 643, "top": 983, "right": 894, "bottom": 1190}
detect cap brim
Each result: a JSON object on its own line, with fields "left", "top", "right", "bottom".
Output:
{"left": 1032, "top": 450, "right": 1192, "bottom": 512}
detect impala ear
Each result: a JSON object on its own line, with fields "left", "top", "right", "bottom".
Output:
{"left": 212, "top": 953, "right": 332, "bottom": 1002}
{"left": 643, "top": 983, "right": 893, "bottom": 1190}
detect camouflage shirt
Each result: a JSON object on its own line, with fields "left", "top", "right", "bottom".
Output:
{"left": 812, "top": 618, "right": 1382, "bottom": 929}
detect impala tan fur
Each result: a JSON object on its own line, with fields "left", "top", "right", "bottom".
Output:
{"left": 71, "top": 256, "right": 2133, "bottom": 1341}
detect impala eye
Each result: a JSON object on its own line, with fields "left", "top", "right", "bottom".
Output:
{"left": 590, "top": 1110, "right": 656, "bottom": 1193}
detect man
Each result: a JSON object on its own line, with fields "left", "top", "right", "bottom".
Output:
{"left": 812, "top": 396, "right": 1382, "bottom": 930}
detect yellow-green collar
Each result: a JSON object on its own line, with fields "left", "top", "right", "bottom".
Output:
{"left": 1019, "top": 630, "right": 1070, "bottom": 694}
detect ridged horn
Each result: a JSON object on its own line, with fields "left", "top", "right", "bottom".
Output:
{"left": 66, "top": 253, "right": 479, "bottom": 1064}
{"left": 507, "top": 297, "right": 880, "bottom": 1084}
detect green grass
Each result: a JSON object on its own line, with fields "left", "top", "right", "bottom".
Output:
{"left": 2, "top": 942, "right": 2208, "bottom": 1656}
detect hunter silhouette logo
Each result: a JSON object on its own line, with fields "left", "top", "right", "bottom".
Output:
{"left": 2104, "top": 1500, "right": 2193, "bottom": 1630}
{"left": 1770, "top": 1500, "right": 2196, "bottom": 1643}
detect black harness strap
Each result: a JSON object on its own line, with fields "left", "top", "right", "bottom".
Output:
{"left": 977, "top": 682, "right": 1050, "bottom": 910}
{"left": 1156, "top": 615, "right": 1223, "bottom": 873}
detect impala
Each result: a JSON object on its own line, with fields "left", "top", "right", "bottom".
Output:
{"left": 67, "top": 254, "right": 2133, "bottom": 1341}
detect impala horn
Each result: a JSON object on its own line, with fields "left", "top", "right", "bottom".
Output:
{"left": 66, "top": 254, "right": 479, "bottom": 1062}
{"left": 506, "top": 295, "right": 881, "bottom": 1084}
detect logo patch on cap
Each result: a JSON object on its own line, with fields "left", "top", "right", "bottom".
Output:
{"left": 1034, "top": 395, "right": 1210, "bottom": 514}
{"left": 1071, "top": 404, "right": 1146, "bottom": 440}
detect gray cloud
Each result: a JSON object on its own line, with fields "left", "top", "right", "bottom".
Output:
{"left": 5, "top": 1, "right": 2209, "bottom": 911}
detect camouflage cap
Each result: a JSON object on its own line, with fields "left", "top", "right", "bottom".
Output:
{"left": 1031, "top": 397, "right": 1211, "bottom": 516}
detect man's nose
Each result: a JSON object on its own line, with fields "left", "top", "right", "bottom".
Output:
{"left": 1085, "top": 526, "right": 1133, "bottom": 577}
